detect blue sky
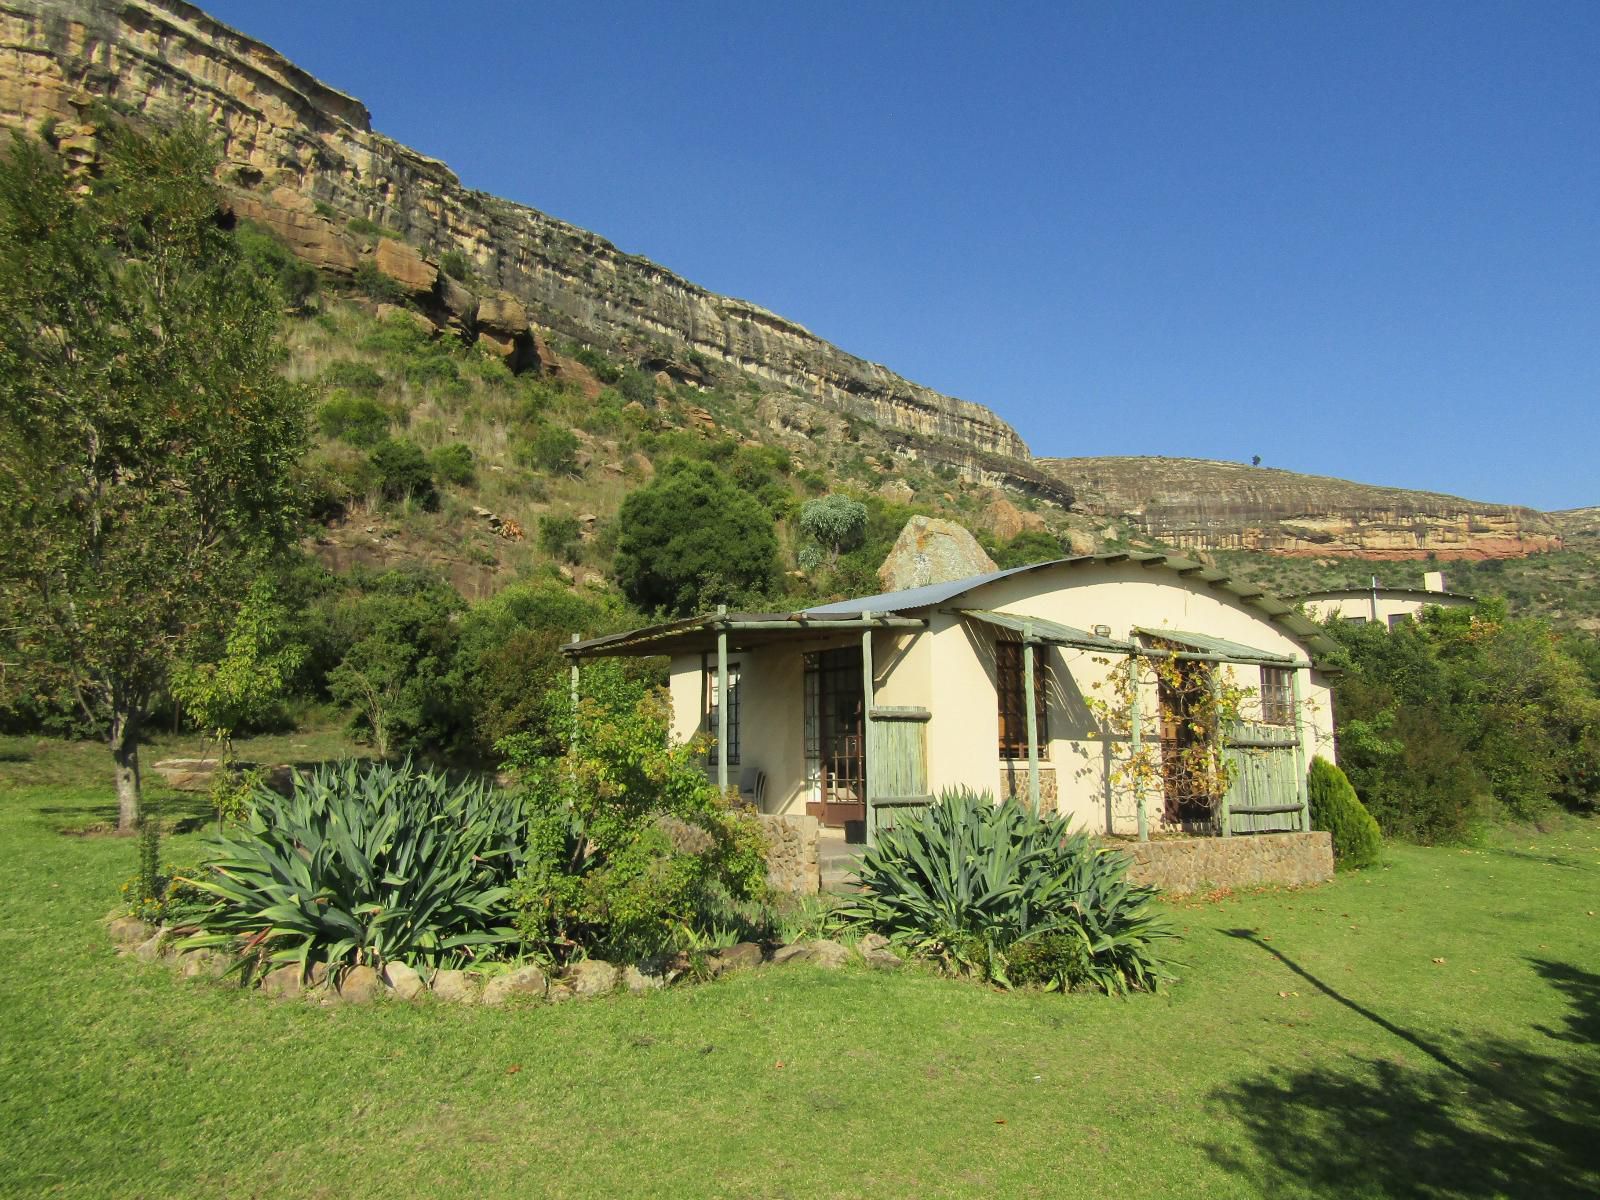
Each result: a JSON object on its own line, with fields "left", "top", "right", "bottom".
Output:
{"left": 204, "top": 2, "right": 1599, "bottom": 510}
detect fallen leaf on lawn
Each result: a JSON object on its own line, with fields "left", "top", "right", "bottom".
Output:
{"left": 774, "top": 1061, "right": 785, "bottom": 1069}
{"left": 1432, "top": 957, "right": 1446, "bottom": 964}
{"left": 506, "top": 1064, "right": 522, "bottom": 1075}
{"left": 995, "top": 1119, "right": 1007, "bottom": 1125}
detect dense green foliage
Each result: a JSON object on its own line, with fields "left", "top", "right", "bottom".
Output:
{"left": 181, "top": 760, "right": 523, "bottom": 975}
{"left": 367, "top": 437, "right": 439, "bottom": 508}
{"left": 0, "top": 122, "right": 309, "bottom": 828}
{"left": 797, "top": 494, "right": 868, "bottom": 566}
{"left": 614, "top": 458, "right": 782, "bottom": 615}
{"left": 317, "top": 390, "right": 392, "bottom": 446}
{"left": 844, "top": 789, "right": 1174, "bottom": 994}
{"left": 502, "top": 689, "right": 769, "bottom": 965}
{"left": 1307, "top": 756, "right": 1382, "bottom": 868}
{"left": 1328, "top": 603, "right": 1600, "bottom": 841}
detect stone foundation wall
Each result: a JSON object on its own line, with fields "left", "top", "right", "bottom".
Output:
{"left": 758, "top": 814, "right": 820, "bottom": 896}
{"left": 1112, "top": 832, "right": 1333, "bottom": 895}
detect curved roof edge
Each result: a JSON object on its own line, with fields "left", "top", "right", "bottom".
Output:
{"left": 805, "top": 552, "right": 1341, "bottom": 664}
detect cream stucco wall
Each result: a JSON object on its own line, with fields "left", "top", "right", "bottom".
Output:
{"left": 1299, "top": 591, "right": 1473, "bottom": 627}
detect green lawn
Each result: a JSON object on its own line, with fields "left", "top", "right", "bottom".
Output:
{"left": 2, "top": 737, "right": 1597, "bottom": 1199}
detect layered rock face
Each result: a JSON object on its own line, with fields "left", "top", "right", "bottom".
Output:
{"left": 1043, "top": 456, "right": 1562, "bottom": 560}
{"left": 0, "top": 0, "right": 1031, "bottom": 470}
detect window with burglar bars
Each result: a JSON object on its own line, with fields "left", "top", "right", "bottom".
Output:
{"left": 701, "top": 657, "right": 741, "bottom": 765}
{"left": 996, "top": 641, "right": 1048, "bottom": 759}
{"left": 1259, "top": 665, "right": 1294, "bottom": 726}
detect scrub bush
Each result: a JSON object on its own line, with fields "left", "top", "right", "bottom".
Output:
{"left": 1307, "top": 756, "right": 1382, "bottom": 868}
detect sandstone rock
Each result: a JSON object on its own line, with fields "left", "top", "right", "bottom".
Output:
{"left": 259, "top": 964, "right": 303, "bottom": 999}
{"left": 877, "top": 516, "right": 997, "bottom": 592}
{"left": 107, "top": 915, "right": 154, "bottom": 946}
{"left": 370, "top": 238, "right": 437, "bottom": 297}
{"left": 621, "top": 966, "right": 664, "bottom": 994}
{"left": 383, "top": 961, "right": 426, "bottom": 1001}
{"left": 436, "top": 271, "right": 478, "bottom": 332}
{"left": 431, "top": 969, "right": 478, "bottom": 1004}
{"left": 567, "top": 960, "right": 619, "bottom": 997}
{"left": 547, "top": 983, "right": 575, "bottom": 1003}
{"left": 774, "top": 939, "right": 850, "bottom": 969}
{"left": 337, "top": 964, "right": 382, "bottom": 1004}
{"left": 1064, "top": 528, "right": 1096, "bottom": 556}
{"left": 857, "top": 933, "right": 901, "bottom": 970}
{"left": 770, "top": 943, "right": 809, "bottom": 966}
{"left": 1019, "top": 511, "right": 1049, "bottom": 534}
{"left": 477, "top": 290, "right": 527, "bottom": 336}
{"left": 708, "top": 942, "right": 764, "bottom": 976}
{"left": 178, "top": 948, "right": 230, "bottom": 979}
{"left": 482, "top": 965, "right": 548, "bottom": 1006}
{"left": 878, "top": 479, "right": 915, "bottom": 503}
{"left": 133, "top": 932, "right": 168, "bottom": 963}
{"left": 231, "top": 187, "right": 357, "bottom": 275}
{"left": 985, "top": 495, "right": 1026, "bottom": 542}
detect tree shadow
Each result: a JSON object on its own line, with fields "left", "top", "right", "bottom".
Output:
{"left": 1208, "top": 932, "right": 1600, "bottom": 1198}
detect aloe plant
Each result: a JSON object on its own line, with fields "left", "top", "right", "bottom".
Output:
{"left": 842, "top": 788, "right": 1174, "bottom": 994}
{"left": 179, "top": 759, "right": 523, "bottom": 977}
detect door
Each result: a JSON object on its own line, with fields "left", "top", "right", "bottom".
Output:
{"left": 804, "top": 649, "right": 867, "bottom": 831}
{"left": 1158, "top": 659, "right": 1216, "bottom": 826}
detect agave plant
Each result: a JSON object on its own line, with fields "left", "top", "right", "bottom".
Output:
{"left": 841, "top": 788, "right": 1174, "bottom": 994}
{"left": 178, "top": 759, "right": 524, "bottom": 978}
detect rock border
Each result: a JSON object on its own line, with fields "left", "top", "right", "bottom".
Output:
{"left": 106, "top": 914, "right": 899, "bottom": 1007}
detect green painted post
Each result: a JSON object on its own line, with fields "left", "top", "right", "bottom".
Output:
{"left": 861, "top": 612, "right": 877, "bottom": 848}
{"left": 1130, "top": 654, "right": 1147, "bottom": 842}
{"left": 1023, "top": 624, "right": 1040, "bottom": 815}
{"left": 1291, "top": 667, "right": 1311, "bottom": 832}
{"left": 716, "top": 604, "right": 729, "bottom": 795}
{"left": 1212, "top": 668, "right": 1231, "bottom": 838}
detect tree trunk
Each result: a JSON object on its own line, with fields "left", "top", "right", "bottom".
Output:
{"left": 110, "top": 707, "right": 142, "bottom": 833}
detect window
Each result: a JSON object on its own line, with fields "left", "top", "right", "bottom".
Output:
{"left": 996, "top": 641, "right": 1048, "bottom": 759}
{"left": 701, "top": 658, "right": 740, "bottom": 765}
{"left": 1387, "top": 613, "right": 1411, "bottom": 631}
{"left": 1260, "top": 666, "right": 1294, "bottom": 726}
{"left": 1340, "top": 616, "right": 1368, "bottom": 625}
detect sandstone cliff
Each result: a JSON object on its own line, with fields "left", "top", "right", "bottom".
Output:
{"left": 0, "top": 0, "right": 1041, "bottom": 484}
{"left": 1043, "top": 456, "right": 1562, "bottom": 561}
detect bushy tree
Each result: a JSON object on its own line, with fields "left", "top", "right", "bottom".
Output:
{"left": 798, "top": 494, "right": 868, "bottom": 566}
{"left": 614, "top": 459, "right": 780, "bottom": 615}
{"left": 318, "top": 391, "right": 392, "bottom": 446}
{"left": 368, "top": 438, "right": 437, "bottom": 508}
{"left": 0, "top": 123, "right": 309, "bottom": 829}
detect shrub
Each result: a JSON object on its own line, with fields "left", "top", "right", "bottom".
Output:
{"left": 320, "top": 360, "right": 386, "bottom": 392}
{"left": 352, "top": 258, "right": 406, "bottom": 303}
{"left": 180, "top": 760, "right": 523, "bottom": 976}
{"left": 501, "top": 689, "right": 769, "bottom": 966}
{"left": 1307, "top": 757, "right": 1383, "bottom": 869}
{"left": 235, "top": 220, "right": 319, "bottom": 309}
{"left": 368, "top": 438, "right": 437, "bottom": 509}
{"left": 429, "top": 442, "right": 475, "bottom": 486}
{"left": 521, "top": 423, "right": 580, "bottom": 474}
{"left": 317, "top": 390, "right": 392, "bottom": 447}
{"left": 842, "top": 788, "right": 1174, "bottom": 994}
{"left": 439, "top": 248, "right": 471, "bottom": 281}
{"left": 798, "top": 494, "right": 867, "bottom": 564}
{"left": 539, "top": 512, "right": 582, "bottom": 563}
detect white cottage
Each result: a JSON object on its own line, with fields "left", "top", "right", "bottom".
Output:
{"left": 565, "top": 553, "right": 1340, "bottom": 848}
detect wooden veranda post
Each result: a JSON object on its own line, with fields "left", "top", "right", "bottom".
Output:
{"left": 715, "top": 604, "right": 729, "bottom": 794}
{"left": 568, "top": 633, "right": 580, "bottom": 752}
{"left": 1291, "top": 666, "right": 1311, "bottom": 831}
{"left": 1130, "top": 654, "right": 1148, "bottom": 842}
{"left": 1023, "top": 622, "right": 1040, "bottom": 815}
{"left": 861, "top": 612, "right": 877, "bottom": 846}
{"left": 1212, "top": 667, "right": 1231, "bottom": 837}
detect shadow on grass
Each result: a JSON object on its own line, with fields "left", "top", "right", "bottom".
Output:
{"left": 41, "top": 792, "right": 217, "bottom": 836}
{"left": 1208, "top": 932, "right": 1600, "bottom": 1198}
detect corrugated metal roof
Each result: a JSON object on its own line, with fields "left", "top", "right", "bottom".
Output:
{"left": 801, "top": 560, "right": 1067, "bottom": 615}
{"left": 1134, "top": 627, "right": 1296, "bottom": 664}
{"left": 958, "top": 609, "right": 1135, "bottom": 653}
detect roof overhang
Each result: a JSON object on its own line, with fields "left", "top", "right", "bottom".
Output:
{"left": 562, "top": 610, "right": 927, "bottom": 660}
{"left": 1134, "top": 627, "right": 1305, "bottom": 669}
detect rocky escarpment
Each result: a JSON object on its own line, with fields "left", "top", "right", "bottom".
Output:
{"left": 0, "top": 0, "right": 1045, "bottom": 491}
{"left": 1043, "top": 457, "right": 1563, "bottom": 560}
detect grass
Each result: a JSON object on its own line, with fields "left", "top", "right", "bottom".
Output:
{"left": 2, "top": 739, "right": 1597, "bottom": 1198}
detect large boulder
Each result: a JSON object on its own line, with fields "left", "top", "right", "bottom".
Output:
{"left": 370, "top": 238, "right": 437, "bottom": 297}
{"left": 477, "top": 291, "right": 528, "bottom": 337}
{"left": 877, "top": 516, "right": 998, "bottom": 592}
{"left": 984, "top": 494, "right": 1026, "bottom": 542}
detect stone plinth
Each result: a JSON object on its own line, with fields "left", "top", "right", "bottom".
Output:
{"left": 1111, "top": 831, "right": 1334, "bottom": 896}
{"left": 758, "top": 813, "right": 820, "bottom": 895}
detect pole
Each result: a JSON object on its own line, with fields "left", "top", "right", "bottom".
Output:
{"left": 861, "top": 612, "right": 876, "bottom": 847}
{"left": 568, "top": 634, "right": 580, "bottom": 752}
{"left": 716, "top": 604, "right": 729, "bottom": 795}
{"left": 1023, "top": 624, "right": 1040, "bottom": 815}
{"left": 1291, "top": 667, "right": 1311, "bottom": 832}
{"left": 1212, "top": 667, "right": 1231, "bottom": 838}
{"left": 1130, "top": 657, "right": 1147, "bottom": 842}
